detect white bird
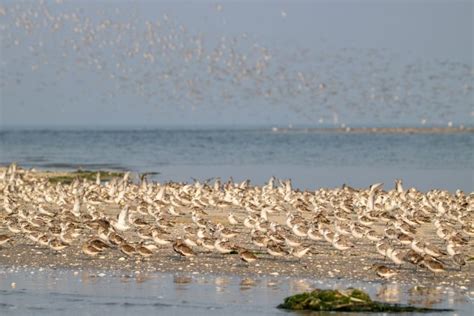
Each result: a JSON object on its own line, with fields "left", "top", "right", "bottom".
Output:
{"left": 112, "top": 206, "right": 131, "bottom": 231}
{"left": 227, "top": 213, "right": 238, "bottom": 225}
{"left": 71, "top": 196, "right": 81, "bottom": 217}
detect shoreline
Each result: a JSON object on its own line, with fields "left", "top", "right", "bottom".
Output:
{"left": 0, "top": 242, "right": 472, "bottom": 290}
{"left": 0, "top": 166, "right": 472, "bottom": 292}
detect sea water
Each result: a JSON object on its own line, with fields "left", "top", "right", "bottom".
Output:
{"left": 0, "top": 128, "right": 472, "bottom": 191}
{"left": 0, "top": 268, "right": 472, "bottom": 316}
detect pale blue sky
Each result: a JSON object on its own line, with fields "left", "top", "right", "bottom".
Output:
{"left": 0, "top": 0, "right": 472, "bottom": 128}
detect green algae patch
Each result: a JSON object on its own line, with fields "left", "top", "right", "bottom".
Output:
{"left": 47, "top": 170, "right": 124, "bottom": 184}
{"left": 278, "top": 288, "right": 452, "bottom": 312}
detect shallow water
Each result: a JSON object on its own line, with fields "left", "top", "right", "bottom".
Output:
{"left": 1, "top": 129, "right": 472, "bottom": 191}
{"left": 0, "top": 268, "right": 472, "bottom": 316}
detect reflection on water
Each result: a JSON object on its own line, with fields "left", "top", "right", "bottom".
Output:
{"left": 173, "top": 275, "right": 192, "bottom": 285}
{"left": 239, "top": 277, "right": 257, "bottom": 291}
{"left": 0, "top": 268, "right": 472, "bottom": 315}
{"left": 408, "top": 286, "right": 445, "bottom": 308}
{"left": 376, "top": 283, "right": 401, "bottom": 303}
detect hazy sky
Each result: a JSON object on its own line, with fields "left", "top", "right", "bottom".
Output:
{"left": 1, "top": 0, "right": 472, "bottom": 128}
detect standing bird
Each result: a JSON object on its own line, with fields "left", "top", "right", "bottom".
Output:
{"left": 82, "top": 243, "right": 102, "bottom": 257}
{"left": 373, "top": 265, "right": 398, "bottom": 279}
{"left": 112, "top": 206, "right": 131, "bottom": 231}
{"left": 173, "top": 240, "right": 195, "bottom": 257}
{"left": 421, "top": 256, "right": 445, "bottom": 274}
{"left": 239, "top": 249, "right": 257, "bottom": 263}
{"left": 452, "top": 254, "right": 466, "bottom": 271}
{"left": 0, "top": 235, "right": 12, "bottom": 246}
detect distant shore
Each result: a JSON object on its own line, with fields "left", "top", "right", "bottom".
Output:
{"left": 271, "top": 126, "right": 474, "bottom": 134}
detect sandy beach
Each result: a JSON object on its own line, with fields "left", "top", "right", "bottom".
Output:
{"left": 0, "top": 165, "right": 472, "bottom": 293}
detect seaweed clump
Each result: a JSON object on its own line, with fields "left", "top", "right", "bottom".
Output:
{"left": 47, "top": 170, "right": 124, "bottom": 184}
{"left": 278, "top": 288, "right": 452, "bottom": 312}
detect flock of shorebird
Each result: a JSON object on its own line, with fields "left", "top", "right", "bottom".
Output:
{"left": 0, "top": 163, "right": 472, "bottom": 279}
{"left": 1, "top": 1, "right": 471, "bottom": 126}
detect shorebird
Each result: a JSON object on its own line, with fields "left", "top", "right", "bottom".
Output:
{"left": 82, "top": 243, "right": 102, "bottom": 257}
{"left": 452, "top": 254, "right": 466, "bottom": 270}
{"left": 71, "top": 196, "right": 81, "bottom": 217}
{"left": 152, "top": 229, "right": 172, "bottom": 246}
{"left": 376, "top": 240, "right": 390, "bottom": 258}
{"left": 322, "top": 230, "right": 335, "bottom": 243}
{"left": 173, "top": 240, "right": 195, "bottom": 257}
{"left": 6, "top": 220, "right": 21, "bottom": 234}
{"left": 227, "top": 213, "right": 239, "bottom": 225}
{"left": 136, "top": 227, "right": 153, "bottom": 240}
{"left": 251, "top": 233, "right": 268, "bottom": 249}
{"left": 119, "top": 243, "right": 136, "bottom": 257}
{"left": 395, "top": 179, "right": 404, "bottom": 193}
{"left": 358, "top": 216, "right": 374, "bottom": 227}
{"left": 290, "top": 246, "right": 311, "bottom": 259}
{"left": 108, "top": 232, "right": 126, "bottom": 246}
{"left": 239, "top": 249, "right": 257, "bottom": 263}
{"left": 370, "top": 183, "right": 384, "bottom": 192}
{"left": 112, "top": 207, "right": 131, "bottom": 232}
{"left": 394, "top": 221, "right": 416, "bottom": 236}
{"left": 243, "top": 216, "right": 257, "bottom": 229}
{"left": 292, "top": 224, "right": 308, "bottom": 237}
{"left": 216, "top": 224, "right": 238, "bottom": 239}
{"left": 37, "top": 234, "right": 50, "bottom": 247}
{"left": 386, "top": 248, "right": 404, "bottom": 266}
{"left": 284, "top": 234, "right": 302, "bottom": 248}
{"left": 374, "top": 265, "right": 398, "bottom": 279}
{"left": 334, "top": 221, "right": 351, "bottom": 236}
{"left": 0, "top": 235, "right": 12, "bottom": 246}
{"left": 350, "top": 223, "right": 366, "bottom": 239}
{"left": 183, "top": 232, "right": 199, "bottom": 247}
{"left": 27, "top": 231, "right": 41, "bottom": 243}
{"left": 307, "top": 227, "right": 323, "bottom": 241}
{"left": 446, "top": 242, "right": 459, "bottom": 257}
{"left": 49, "top": 239, "right": 68, "bottom": 251}
{"left": 367, "top": 183, "right": 383, "bottom": 211}
{"left": 191, "top": 211, "right": 207, "bottom": 227}
{"left": 266, "top": 242, "right": 286, "bottom": 257}
{"left": 462, "top": 225, "right": 474, "bottom": 238}
{"left": 384, "top": 227, "right": 398, "bottom": 240}
{"left": 404, "top": 250, "right": 423, "bottom": 268}
{"left": 410, "top": 239, "right": 425, "bottom": 255}
{"left": 214, "top": 239, "right": 234, "bottom": 254}
{"left": 332, "top": 235, "right": 353, "bottom": 251}
{"left": 199, "top": 237, "right": 216, "bottom": 251}
{"left": 268, "top": 230, "right": 286, "bottom": 244}
{"left": 397, "top": 233, "right": 413, "bottom": 245}
{"left": 365, "top": 230, "right": 382, "bottom": 242}
{"left": 421, "top": 256, "right": 445, "bottom": 274}
{"left": 88, "top": 238, "right": 110, "bottom": 251}
{"left": 136, "top": 244, "right": 154, "bottom": 258}
{"left": 423, "top": 243, "right": 446, "bottom": 258}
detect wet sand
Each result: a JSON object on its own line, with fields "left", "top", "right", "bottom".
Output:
{"left": 0, "top": 225, "right": 472, "bottom": 291}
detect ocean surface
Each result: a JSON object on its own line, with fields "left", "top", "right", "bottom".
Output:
{"left": 0, "top": 128, "right": 473, "bottom": 191}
